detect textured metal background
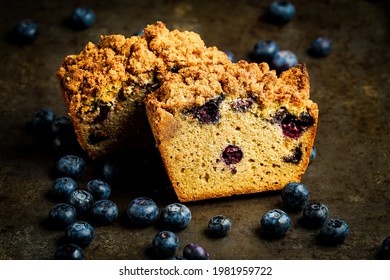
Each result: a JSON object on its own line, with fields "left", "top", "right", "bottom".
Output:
{"left": 0, "top": 0, "right": 389, "bottom": 259}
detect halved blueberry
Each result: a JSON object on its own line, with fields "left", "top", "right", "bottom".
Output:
{"left": 222, "top": 145, "right": 243, "bottom": 165}
{"left": 185, "top": 94, "right": 224, "bottom": 124}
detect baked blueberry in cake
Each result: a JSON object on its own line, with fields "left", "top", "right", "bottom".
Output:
{"left": 146, "top": 62, "right": 318, "bottom": 202}
{"left": 57, "top": 21, "right": 230, "bottom": 159}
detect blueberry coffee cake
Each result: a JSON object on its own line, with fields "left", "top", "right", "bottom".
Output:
{"left": 57, "top": 21, "right": 230, "bottom": 159}
{"left": 145, "top": 62, "right": 318, "bottom": 202}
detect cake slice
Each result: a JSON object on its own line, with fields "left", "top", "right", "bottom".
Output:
{"left": 56, "top": 21, "right": 230, "bottom": 159}
{"left": 145, "top": 61, "right": 318, "bottom": 202}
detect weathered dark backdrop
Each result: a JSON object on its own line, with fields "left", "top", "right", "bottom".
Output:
{"left": 0, "top": 0, "right": 389, "bottom": 259}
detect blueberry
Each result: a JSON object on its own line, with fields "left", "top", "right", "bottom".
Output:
{"left": 103, "top": 160, "right": 121, "bottom": 183}
{"left": 161, "top": 203, "right": 192, "bottom": 229}
{"left": 208, "top": 215, "right": 232, "bottom": 237}
{"left": 52, "top": 177, "right": 78, "bottom": 199}
{"left": 54, "top": 243, "right": 85, "bottom": 260}
{"left": 378, "top": 236, "right": 390, "bottom": 259}
{"left": 127, "top": 197, "right": 159, "bottom": 226}
{"left": 183, "top": 243, "right": 210, "bottom": 260}
{"left": 66, "top": 221, "right": 95, "bottom": 248}
{"left": 281, "top": 182, "right": 309, "bottom": 211}
{"left": 308, "top": 37, "right": 332, "bottom": 57}
{"left": 231, "top": 98, "right": 254, "bottom": 113}
{"left": 186, "top": 94, "right": 224, "bottom": 124}
{"left": 280, "top": 112, "right": 314, "bottom": 139}
{"left": 268, "top": 1, "right": 295, "bottom": 24}
{"left": 310, "top": 146, "right": 317, "bottom": 162}
{"left": 223, "top": 50, "right": 236, "bottom": 62}
{"left": 67, "top": 190, "right": 94, "bottom": 213}
{"left": 51, "top": 116, "right": 73, "bottom": 136}
{"left": 85, "top": 179, "right": 111, "bottom": 200}
{"left": 48, "top": 203, "right": 77, "bottom": 228}
{"left": 272, "top": 50, "right": 298, "bottom": 72}
{"left": 12, "top": 19, "right": 39, "bottom": 44}
{"left": 30, "top": 109, "right": 55, "bottom": 135}
{"left": 252, "top": 40, "right": 279, "bottom": 63}
{"left": 152, "top": 231, "right": 179, "bottom": 258}
{"left": 68, "top": 6, "right": 96, "bottom": 30}
{"left": 56, "top": 155, "right": 86, "bottom": 179}
{"left": 260, "top": 209, "right": 291, "bottom": 238}
{"left": 90, "top": 200, "right": 119, "bottom": 225}
{"left": 222, "top": 145, "right": 243, "bottom": 165}
{"left": 318, "top": 218, "right": 349, "bottom": 245}
{"left": 302, "top": 202, "right": 329, "bottom": 227}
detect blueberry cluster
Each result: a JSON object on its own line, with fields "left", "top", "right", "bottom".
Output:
{"left": 260, "top": 181, "right": 350, "bottom": 245}
{"left": 10, "top": 6, "right": 95, "bottom": 45}
{"left": 248, "top": 1, "right": 332, "bottom": 72}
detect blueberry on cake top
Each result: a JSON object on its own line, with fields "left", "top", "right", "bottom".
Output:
{"left": 57, "top": 21, "right": 230, "bottom": 159}
{"left": 145, "top": 61, "right": 318, "bottom": 202}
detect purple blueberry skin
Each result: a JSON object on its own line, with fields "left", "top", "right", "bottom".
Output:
{"left": 161, "top": 203, "right": 192, "bottom": 229}
{"left": 260, "top": 209, "right": 291, "bottom": 238}
{"left": 127, "top": 197, "right": 159, "bottom": 226}
{"left": 86, "top": 179, "right": 111, "bottom": 200}
{"left": 13, "top": 19, "right": 39, "bottom": 44}
{"left": 252, "top": 40, "right": 279, "bottom": 63}
{"left": 183, "top": 243, "right": 210, "bottom": 260}
{"left": 281, "top": 182, "right": 310, "bottom": 211}
{"left": 379, "top": 236, "right": 390, "bottom": 259}
{"left": 90, "top": 199, "right": 119, "bottom": 225}
{"left": 69, "top": 7, "right": 96, "bottom": 29}
{"left": 208, "top": 215, "right": 232, "bottom": 237}
{"left": 66, "top": 221, "right": 95, "bottom": 248}
{"left": 56, "top": 155, "right": 86, "bottom": 179}
{"left": 152, "top": 231, "right": 179, "bottom": 258}
{"left": 308, "top": 37, "right": 332, "bottom": 57}
{"left": 55, "top": 243, "right": 85, "bottom": 260}
{"left": 67, "top": 190, "right": 94, "bottom": 213}
{"left": 31, "top": 109, "right": 55, "bottom": 135}
{"left": 268, "top": 1, "right": 295, "bottom": 24}
{"left": 302, "top": 202, "right": 329, "bottom": 227}
{"left": 272, "top": 50, "right": 298, "bottom": 72}
{"left": 318, "top": 219, "right": 349, "bottom": 245}
{"left": 52, "top": 177, "right": 78, "bottom": 199}
{"left": 49, "top": 203, "right": 77, "bottom": 228}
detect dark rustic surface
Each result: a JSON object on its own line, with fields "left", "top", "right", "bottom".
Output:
{"left": 0, "top": 0, "right": 389, "bottom": 260}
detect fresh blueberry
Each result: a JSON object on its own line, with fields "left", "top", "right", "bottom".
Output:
{"left": 318, "top": 218, "right": 349, "bottom": 245}
{"left": 302, "top": 202, "right": 329, "bottom": 227}
{"left": 133, "top": 30, "right": 144, "bottom": 36}
{"left": 85, "top": 179, "right": 111, "bottom": 200}
{"left": 260, "top": 209, "right": 291, "bottom": 238}
{"left": 127, "top": 197, "right": 159, "bottom": 226}
{"left": 66, "top": 221, "right": 95, "bottom": 248}
{"left": 378, "top": 236, "right": 390, "bottom": 259}
{"left": 56, "top": 155, "right": 86, "bottom": 179}
{"left": 90, "top": 199, "right": 119, "bottom": 225}
{"left": 223, "top": 50, "right": 236, "bottom": 62}
{"left": 12, "top": 19, "right": 39, "bottom": 44}
{"left": 308, "top": 37, "right": 332, "bottom": 57}
{"left": 30, "top": 109, "right": 55, "bottom": 135}
{"left": 268, "top": 1, "right": 295, "bottom": 24}
{"left": 183, "top": 243, "right": 210, "bottom": 260}
{"left": 208, "top": 215, "right": 232, "bottom": 237}
{"left": 51, "top": 116, "right": 73, "bottom": 136}
{"left": 67, "top": 190, "right": 94, "bottom": 213}
{"left": 272, "top": 50, "right": 298, "bottom": 72}
{"left": 52, "top": 177, "right": 78, "bottom": 199}
{"left": 103, "top": 160, "right": 121, "bottom": 183}
{"left": 281, "top": 182, "right": 309, "bottom": 211}
{"left": 310, "top": 146, "right": 317, "bottom": 162}
{"left": 252, "top": 40, "right": 279, "bottom": 63}
{"left": 54, "top": 243, "right": 85, "bottom": 260}
{"left": 48, "top": 203, "right": 77, "bottom": 228}
{"left": 161, "top": 203, "right": 192, "bottom": 229}
{"left": 68, "top": 6, "right": 96, "bottom": 30}
{"left": 152, "top": 231, "right": 179, "bottom": 258}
